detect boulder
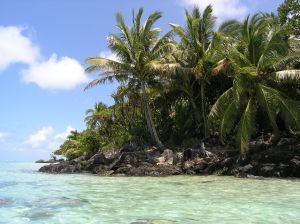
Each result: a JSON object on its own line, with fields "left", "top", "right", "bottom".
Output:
{"left": 88, "top": 153, "right": 108, "bottom": 165}
{"left": 220, "top": 157, "right": 234, "bottom": 167}
{"left": 120, "top": 143, "right": 138, "bottom": 153}
{"left": 277, "top": 138, "right": 297, "bottom": 146}
{"left": 109, "top": 151, "right": 148, "bottom": 170}
{"left": 73, "top": 155, "right": 89, "bottom": 163}
{"left": 239, "top": 164, "right": 253, "bottom": 173}
{"left": 260, "top": 163, "right": 276, "bottom": 177}
{"left": 155, "top": 149, "right": 175, "bottom": 165}
{"left": 290, "top": 157, "right": 300, "bottom": 177}
{"left": 193, "top": 158, "right": 208, "bottom": 173}
{"left": 183, "top": 160, "right": 195, "bottom": 170}
{"left": 248, "top": 141, "right": 268, "bottom": 153}
{"left": 39, "top": 162, "right": 77, "bottom": 173}
{"left": 274, "top": 163, "right": 291, "bottom": 177}
{"left": 125, "top": 162, "right": 181, "bottom": 176}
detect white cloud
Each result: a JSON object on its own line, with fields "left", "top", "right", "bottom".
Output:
{"left": 54, "top": 126, "right": 75, "bottom": 141}
{"left": 99, "top": 51, "right": 118, "bottom": 61}
{"left": 25, "top": 126, "right": 54, "bottom": 148}
{"left": 0, "top": 132, "right": 8, "bottom": 143}
{"left": 22, "top": 54, "right": 89, "bottom": 90}
{"left": 0, "top": 26, "right": 40, "bottom": 71}
{"left": 25, "top": 126, "right": 75, "bottom": 150}
{"left": 0, "top": 26, "right": 87, "bottom": 90}
{"left": 180, "top": 0, "right": 248, "bottom": 21}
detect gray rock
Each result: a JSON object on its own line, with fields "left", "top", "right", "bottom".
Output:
{"left": 260, "top": 163, "right": 276, "bottom": 176}
{"left": 156, "top": 149, "right": 174, "bottom": 165}
{"left": 239, "top": 164, "right": 253, "bottom": 173}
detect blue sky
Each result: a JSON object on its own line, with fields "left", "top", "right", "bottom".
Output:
{"left": 0, "top": 0, "right": 283, "bottom": 161}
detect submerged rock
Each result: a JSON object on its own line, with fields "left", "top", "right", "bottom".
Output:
{"left": 0, "top": 198, "right": 13, "bottom": 207}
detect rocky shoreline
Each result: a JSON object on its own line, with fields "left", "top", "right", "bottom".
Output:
{"left": 35, "top": 158, "right": 64, "bottom": 163}
{"left": 39, "top": 137, "right": 300, "bottom": 178}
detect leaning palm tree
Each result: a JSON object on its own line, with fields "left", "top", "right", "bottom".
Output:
{"left": 85, "top": 8, "right": 175, "bottom": 149}
{"left": 170, "top": 5, "right": 223, "bottom": 138}
{"left": 209, "top": 13, "right": 300, "bottom": 153}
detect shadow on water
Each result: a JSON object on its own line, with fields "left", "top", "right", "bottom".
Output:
{"left": 20, "top": 196, "right": 90, "bottom": 220}
{"left": 0, "top": 181, "right": 18, "bottom": 189}
{"left": 24, "top": 210, "right": 54, "bottom": 221}
{"left": 0, "top": 198, "right": 14, "bottom": 207}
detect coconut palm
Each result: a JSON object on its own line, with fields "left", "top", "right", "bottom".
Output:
{"left": 209, "top": 13, "right": 300, "bottom": 153}
{"left": 85, "top": 102, "right": 112, "bottom": 129}
{"left": 84, "top": 8, "right": 175, "bottom": 149}
{"left": 170, "top": 5, "right": 224, "bottom": 138}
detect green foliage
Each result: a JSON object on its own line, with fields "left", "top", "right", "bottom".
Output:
{"left": 54, "top": 129, "right": 102, "bottom": 160}
{"left": 278, "top": 0, "right": 300, "bottom": 36}
{"left": 85, "top": 7, "right": 178, "bottom": 148}
{"left": 169, "top": 5, "right": 228, "bottom": 138}
{"left": 54, "top": 4, "right": 300, "bottom": 158}
{"left": 210, "top": 13, "right": 300, "bottom": 153}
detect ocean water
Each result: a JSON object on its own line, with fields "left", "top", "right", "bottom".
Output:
{"left": 0, "top": 163, "right": 299, "bottom": 224}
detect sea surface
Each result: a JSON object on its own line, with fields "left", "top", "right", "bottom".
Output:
{"left": 0, "top": 162, "right": 299, "bottom": 224}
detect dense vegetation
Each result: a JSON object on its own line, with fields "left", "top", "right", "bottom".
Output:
{"left": 54, "top": 3, "right": 300, "bottom": 160}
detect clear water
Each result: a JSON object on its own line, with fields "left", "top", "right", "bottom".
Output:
{"left": 0, "top": 163, "right": 299, "bottom": 224}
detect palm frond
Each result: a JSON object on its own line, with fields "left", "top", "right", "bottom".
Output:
{"left": 236, "top": 98, "right": 256, "bottom": 153}
{"left": 256, "top": 84, "right": 279, "bottom": 126}
{"left": 85, "top": 57, "right": 132, "bottom": 74}
{"left": 116, "top": 11, "right": 133, "bottom": 48}
{"left": 219, "top": 100, "right": 240, "bottom": 142}
{"left": 84, "top": 74, "right": 116, "bottom": 90}
{"left": 151, "top": 30, "right": 175, "bottom": 55}
{"left": 275, "top": 70, "right": 300, "bottom": 83}
{"left": 279, "top": 97, "right": 300, "bottom": 130}
{"left": 211, "top": 58, "right": 231, "bottom": 75}
{"left": 257, "top": 25, "right": 289, "bottom": 71}
{"left": 218, "top": 19, "right": 242, "bottom": 37}
{"left": 208, "top": 88, "right": 233, "bottom": 126}
{"left": 133, "top": 8, "right": 144, "bottom": 34}
{"left": 142, "top": 11, "right": 162, "bottom": 39}
{"left": 272, "top": 54, "right": 300, "bottom": 72}
{"left": 170, "top": 23, "right": 189, "bottom": 44}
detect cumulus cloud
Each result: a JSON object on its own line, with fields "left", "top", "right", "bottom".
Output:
{"left": 0, "top": 132, "right": 8, "bottom": 143}
{"left": 25, "top": 126, "right": 54, "bottom": 148}
{"left": 25, "top": 126, "right": 75, "bottom": 150}
{"left": 0, "top": 25, "right": 87, "bottom": 90}
{"left": 22, "top": 54, "right": 89, "bottom": 90}
{"left": 99, "top": 50, "right": 118, "bottom": 61}
{"left": 0, "top": 26, "right": 40, "bottom": 71}
{"left": 54, "top": 126, "right": 75, "bottom": 141}
{"left": 180, "top": 0, "right": 248, "bottom": 21}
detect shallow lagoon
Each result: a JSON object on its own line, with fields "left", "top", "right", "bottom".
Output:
{"left": 0, "top": 162, "right": 299, "bottom": 224}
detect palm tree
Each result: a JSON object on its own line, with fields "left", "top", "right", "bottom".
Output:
{"left": 170, "top": 5, "right": 223, "bottom": 138}
{"left": 84, "top": 8, "right": 175, "bottom": 149}
{"left": 85, "top": 102, "right": 111, "bottom": 129}
{"left": 67, "top": 130, "right": 79, "bottom": 141}
{"left": 209, "top": 14, "right": 300, "bottom": 153}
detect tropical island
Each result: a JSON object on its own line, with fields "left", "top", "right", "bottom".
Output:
{"left": 39, "top": 1, "right": 300, "bottom": 178}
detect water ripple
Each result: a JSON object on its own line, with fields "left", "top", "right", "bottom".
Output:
{"left": 0, "top": 163, "right": 299, "bottom": 224}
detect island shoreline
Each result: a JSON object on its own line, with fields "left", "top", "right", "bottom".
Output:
{"left": 38, "top": 136, "right": 300, "bottom": 178}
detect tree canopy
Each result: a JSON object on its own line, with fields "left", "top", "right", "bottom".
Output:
{"left": 55, "top": 4, "right": 300, "bottom": 160}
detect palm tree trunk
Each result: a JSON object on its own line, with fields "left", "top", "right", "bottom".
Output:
{"left": 190, "top": 97, "right": 202, "bottom": 127}
{"left": 270, "top": 121, "right": 281, "bottom": 144}
{"left": 141, "top": 84, "right": 164, "bottom": 149}
{"left": 200, "top": 82, "right": 208, "bottom": 138}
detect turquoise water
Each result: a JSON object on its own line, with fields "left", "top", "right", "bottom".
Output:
{"left": 0, "top": 163, "right": 299, "bottom": 224}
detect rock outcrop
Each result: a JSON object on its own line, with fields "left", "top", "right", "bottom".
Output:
{"left": 39, "top": 137, "right": 300, "bottom": 178}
